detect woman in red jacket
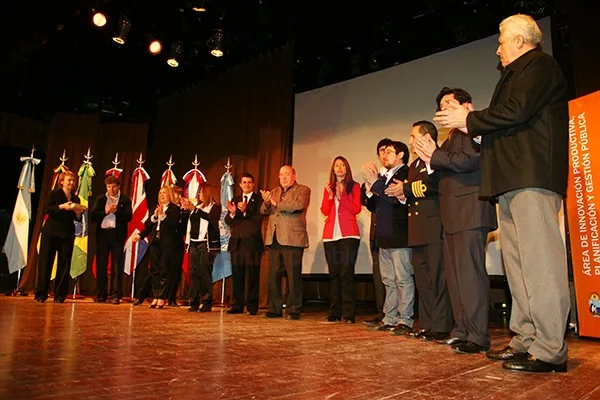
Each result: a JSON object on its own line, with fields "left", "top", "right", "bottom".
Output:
{"left": 320, "top": 156, "right": 362, "bottom": 323}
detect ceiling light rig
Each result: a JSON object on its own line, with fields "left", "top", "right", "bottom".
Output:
{"left": 208, "top": 29, "right": 224, "bottom": 57}
{"left": 149, "top": 39, "right": 162, "bottom": 55}
{"left": 167, "top": 42, "right": 183, "bottom": 67}
{"left": 92, "top": 11, "right": 107, "bottom": 27}
{"left": 112, "top": 15, "right": 131, "bottom": 45}
{"left": 191, "top": 0, "right": 207, "bottom": 12}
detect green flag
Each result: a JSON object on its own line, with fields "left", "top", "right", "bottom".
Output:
{"left": 70, "top": 161, "right": 95, "bottom": 279}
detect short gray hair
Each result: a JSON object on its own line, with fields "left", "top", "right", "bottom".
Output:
{"left": 499, "top": 14, "right": 543, "bottom": 48}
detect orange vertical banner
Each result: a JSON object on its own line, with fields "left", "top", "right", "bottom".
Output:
{"left": 566, "top": 90, "right": 600, "bottom": 338}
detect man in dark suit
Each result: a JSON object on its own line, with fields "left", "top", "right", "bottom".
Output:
{"left": 361, "top": 138, "right": 393, "bottom": 326}
{"left": 416, "top": 87, "right": 498, "bottom": 354}
{"left": 363, "top": 141, "right": 414, "bottom": 332}
{"left": 225, "top": 173, "right": 264, "bottom": 315}
{"left": 261, "top": 165, "right": 311, "bottom": 320}
{"left": 90, "top": 176, "right": 133, "bottom": 304}
{"left": 386, "top": 121, "right": 453, "bottom": 341}
{"left": 435, "top": 15, "right": 569, "bottom": 372}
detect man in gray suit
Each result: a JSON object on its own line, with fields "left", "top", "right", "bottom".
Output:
{"left": 261, "top": 165, "right": 311, "bottom": 320}
{"left": 416, "top": 87, "right": 497, "bottom": 354}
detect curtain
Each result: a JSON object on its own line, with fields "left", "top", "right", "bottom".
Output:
{"left": 146, "top": 45, "right": 294, "bottom": 306}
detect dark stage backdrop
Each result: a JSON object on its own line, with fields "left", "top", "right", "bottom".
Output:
{"left": 146, "top": 45, "right": 294, "bottom": 306}
{"left": 19, "top": 113, "right": 149, "bottom": 293}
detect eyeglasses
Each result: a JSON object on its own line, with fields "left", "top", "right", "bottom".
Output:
{"left": 384, "top": 149, "right": 397, "bottom": 156}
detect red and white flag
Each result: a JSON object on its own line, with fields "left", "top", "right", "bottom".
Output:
{"left": 182, "top": 155, "right": 206, "bottom": 199}
{"left": 161, "top": 155, "right": 177, "bottom": 188}
{"left": 123, "top": 165, "right": 150, "bottom": 275}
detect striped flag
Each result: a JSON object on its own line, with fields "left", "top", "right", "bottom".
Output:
{"left": 70, "top": 158, "right": 95, "bottom": 278}
{"left": 212, "top": 171, "right": 234, "bottom": 282}
{"left": 4, "top": 153, "right": 40, "bottom": 273}
{"left": 123, "top": 165, "right": 150, "bottom": 275}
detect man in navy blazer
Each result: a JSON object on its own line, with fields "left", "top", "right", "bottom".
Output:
{"left": 90, "top": 176, "right": 132, "bottom": 304}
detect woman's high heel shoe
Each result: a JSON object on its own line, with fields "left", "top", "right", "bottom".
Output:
{"left": 149, "top": 300, "right": 158, "bottom": 308}
{"left": 156, "top": 300, "right": 165, "bottom": 309}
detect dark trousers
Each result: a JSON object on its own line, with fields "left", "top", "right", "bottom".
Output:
{"left": 188, "top": 242, "right": 215, "bottom": 308}
{"left": 167, "top": 245, "right": 184, "bottom": 303}
{"left": 443, "top": 228, "right": 490, "bottom": 347}
{"left": 35, "top": 233, "right": 74, "bottom": 300}
{"left": 324, "top": 238, "right": 360, "bottom": 319}
{"left": 231, "top": 247, "right": 262, "bottom": 313}
{"left": 370, "top": 240, "right": 385, "bottom": 319}
{"left": 412, "top": 242, "right": 453, "bottom": 333}
{"left": 268, "top": 238, "right": 303, "bottom": 316}
{"left": 148, "top": 239, "right": 170, "bottom": 300}
{"left": 95, "top": 229, "right": 125, "bottom": 299}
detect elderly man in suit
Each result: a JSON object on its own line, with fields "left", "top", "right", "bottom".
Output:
{"left": 90, "top": 175, "right": 133, "bottom": 304}
{"left": 434, "top": 14, "right": 569, "bottom": 372}
{"left": 415, "top": 88, "right": 498, "bottom": 354}
{"left": 225, "top": 173, "right": 264, "bottom": 315}
{"left": 260, "top": 165, "right": 311, "bottom": 320}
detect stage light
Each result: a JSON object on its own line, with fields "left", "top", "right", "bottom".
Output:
{"left": 92, "top": 12, "right": 107, "bottom": 27}
{"left": 149, "top": 40, "right": 162, "bottom": 55}
{"left": 208, "top": 30, "right": 223, "bottom": 57}
{"left": 167, "top": 42, "right": 182, "bottom": 67}
{"left": 112, "top": 16, "right": 131, "bottom": 45}
{"left": 191, "top": 0, "right": 207, "bottom": 12}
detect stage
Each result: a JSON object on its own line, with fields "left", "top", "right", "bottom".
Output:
{"left": 1, "top": 297, "right": 599, "bottom": 400}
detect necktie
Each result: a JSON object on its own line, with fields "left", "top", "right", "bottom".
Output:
{"left": 243, "top": 195, "right": 248, "bottom": 203}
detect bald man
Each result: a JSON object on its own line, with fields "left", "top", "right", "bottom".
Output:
{"left": 261, "top": 166, "right": 311, "bottom": 320}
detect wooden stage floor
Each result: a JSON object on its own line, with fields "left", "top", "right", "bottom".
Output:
{"left": 1, "top": 297, "right": 599, "bottom": 400}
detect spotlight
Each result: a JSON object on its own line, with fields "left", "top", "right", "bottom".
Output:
{"left": 112, "top": 16, "right": 131, "bottom": 45}
{"left": 149, "top": 39, "right": 162, "bottom": 55}
{"left": 167, "top": 42, "right": 182, "bottom": 67}
{"left": 92, "top": 12, "right": 107, "bottom": 27}
{"left": 208, "top": 30, "right": 223, "bottom": 57}
{"left": 191, "top": 1, "right": 207, "bottom": 12}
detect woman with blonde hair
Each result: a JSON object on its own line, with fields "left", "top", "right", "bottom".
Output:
{"left": 133, "top": 185, "right": 181, "bottom": 308}
{"left": 185, "top": 183, "right": 222, "bottom": 312}
{"left": 35, "top": 170, "right": 86, "bottom": 303}
{"left": 320, "top": 156, "right": 362, "bottom": 323}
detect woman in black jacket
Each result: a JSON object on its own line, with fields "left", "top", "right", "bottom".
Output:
{"left": 133, "top": 186, "right": 181, "bottom": 309}
{"left": 185, "top": 183, "right": 222, "bottom": 312}
{"left": 35, "top": 171, "right": 86, "bottom": 303}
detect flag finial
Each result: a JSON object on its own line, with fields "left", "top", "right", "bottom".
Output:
{"left": 84, "top": 147, "right": 93, "bottom": 165}
{"left": 192, "top": 154, "right": 200, "bottom": 169}
{"left": 60, "top": 149, "right": 68, "bottom": 166}
{"left": 137, "top": 152, "right": 145, "bottom": 167}
{"left": 225, "top": 157, "right": 233, "bottom": 173}
{"left": 112, "top": 152, "right": 120, "bottom": 168}
{"left": 166, "top": 154, "right": 174, "bottom": 170}
{"left": 30, "top": 144, "right": 36, "bottom": 158}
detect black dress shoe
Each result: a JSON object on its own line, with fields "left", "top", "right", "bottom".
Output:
{"left": 34, "top": 297, "right": 46, "bottom": 303}
{"left": 454, "top": 341, "right": 489, "bottom": 354}
{"left": 198, "top": 304, "right": 211, "bottom": 312}
{"left": 111, "top": 298, "right": 121, "bottom": 305}
{"left": 390, "top": 324, "right": 413, "bottom": 336}
{"left": 486, "top": 346, "right": 526, "bottom": 361}
{"left": 404, "top": 328, "right": 427, "bottom": 339}
{"left": 53, "top": 297, "right": 65, "bottom": 303}
{"left": 369, "top": 322, "right": 396, "bottom": 331}
{"left": 286, "top": 314, "right": 300, "bottom": 320}
{"left": 227, "top": 308, "right": 244, "bottom": 314}
{"left": 263, "top": 312, "right": 282, "bottom": 318}
{"left": 132, "top": 298, "right": 143, "bottom": 306}
{"left": 343, "top": 317, "right": 355, "bottom": 324}
{"left": 502, "top": 354, "right": 567, "bottom": 373}
{"left": 435, "top": 336, "right": 463, "bottom": 346}
{"left": 167, "top": 301, "right": 179, "bottom": 308}
{"left": 323, "top": 316, "right": 341, "bottom": 323}
{"left": 94, "top": 297, "right": 106, "bottom": 303}
{"left": 188, "top": 305, "right": 200, "bottom": 312}
{"left": 363, "top": 317, "right": 382, "bottom": 327}
{"left": 247, "top": 310, "right": 258, "bottom": 316}
{"left": 423, "top": 331, "right": 450, "bottom": 342}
